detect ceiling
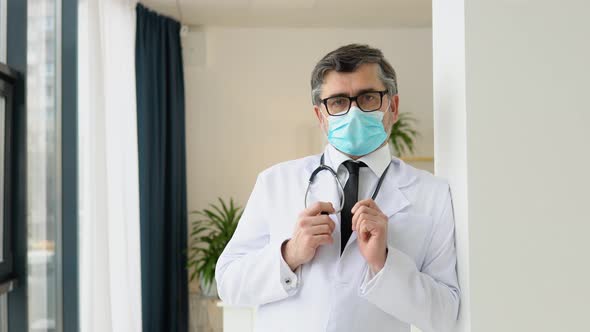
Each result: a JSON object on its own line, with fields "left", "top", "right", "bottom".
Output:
{"left": 140, "top": 0, "right": 432, "bottom": 28}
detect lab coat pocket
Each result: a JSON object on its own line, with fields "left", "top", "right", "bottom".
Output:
{"left": 386, "top": 212, "right": 434, "bottom": 269}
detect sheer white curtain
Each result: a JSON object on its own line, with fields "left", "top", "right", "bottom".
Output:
{"left": 78, "top": 0, "right": 142, "bottom": 331}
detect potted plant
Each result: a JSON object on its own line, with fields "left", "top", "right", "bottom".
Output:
{"left": 187, "top": 198, "right": 243, "bottom": 298}
{"left": 389, "top": 112, "right": 420, "bottom": 157}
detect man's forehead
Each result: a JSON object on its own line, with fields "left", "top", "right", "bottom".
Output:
{"left": 321, "top": 63, "right": 385, "bottom": 95}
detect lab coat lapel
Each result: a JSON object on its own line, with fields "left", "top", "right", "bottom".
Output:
{"left": 374, "top": 165, "right": 411, "bottom": 218}
{"left": 347, "top": 158, "right": 413, "bottom": 245}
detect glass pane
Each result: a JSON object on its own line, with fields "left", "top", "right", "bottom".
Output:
{"left": 0, "top": 96, "right": 4, "bottom": 264}
{"left": 0, "top": 294, "right": 7, "bottom": 332}
{"left": 0, "top": 0, "right": 6, "bottom": 62}
{"left": 27, "top": 0, "right": 61, "bottom": 331}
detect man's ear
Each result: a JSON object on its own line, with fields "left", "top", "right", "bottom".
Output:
{"left": 390, "top": 95, "right": 400, "bottom": 123}
{"left": 314, "top": 105, "right": 325, "bottom": 126}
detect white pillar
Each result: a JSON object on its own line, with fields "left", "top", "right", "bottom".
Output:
{"left": 432, "top": 0, "right": 470, "bottom": 331}
{"left": 433, "top": 0, "right": 590, "bottom": 331}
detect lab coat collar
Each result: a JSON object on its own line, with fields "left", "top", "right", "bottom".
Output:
{"left": 312, "top": 143, "right": 417, "bottom": 218}
{"left": 303, "top": 145, "right": 419, "bottom": 255}
{"left": 325, "top": 143, "right": 392, "bottom": 178}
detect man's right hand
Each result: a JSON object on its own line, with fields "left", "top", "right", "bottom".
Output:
{"left": 281, "top": 202, "right": 336, "bottom": 271}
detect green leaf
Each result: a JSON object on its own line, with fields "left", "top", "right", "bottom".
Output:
{"left": 389, "top": 112, "right": 420, "bottom": 157}
{"left": 186, "top": 197, "right": 244, "bottom": 285}
{"left": 190, "top": 269, "right": 199, "bottom": 282}
{"left": 190, "top": 225, "right": 209, "bottom": 236}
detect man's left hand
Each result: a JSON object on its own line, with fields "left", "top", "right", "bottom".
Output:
{"left": 352, "top": 199, "right": 388, "bottom": 274}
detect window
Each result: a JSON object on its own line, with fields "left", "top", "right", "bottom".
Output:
{"left": 27, "top": 0, "right": 62, "bottom": 330}
{"left": 0, "top": 63, "right": 16, "bottom": 332}
{"left": 0, "top": 96, "right": 4, "bottom": 263}
{"left": 0, "top": 295, "right": 6, "bottom": 332}
{"left": 1, "top": 0, "right": 6, "bottom": 62}
{"left": 0, "top": 1, "right": 5, "bottom": 270}
{"left": 0, "top": 94, "right": 6, "bottom": 332}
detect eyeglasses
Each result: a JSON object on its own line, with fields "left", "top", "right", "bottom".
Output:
{"left": 321, "top": 90, "right": 388, "bottom": 116}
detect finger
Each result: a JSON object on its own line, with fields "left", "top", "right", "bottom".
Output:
{"left": 312, "top": 234, "right": 333, "bottom": 248}
{"left": 351, "top": 206, "right": 381, "bottom": 231}
{"left": 352, "top": 208, "right": 382, "bottom": 232}
{"left": 358, "top": 219, "right": 380, "bottom": 241}
{"left": 353, "top": 213, "right": 380, "bottom": 233}
{"left": 351, "top": 198, "right": 380, "bottom": 214}
{"left": 303, "top": 215, "right": 336, "bottom": 230}
{"left": 354, "top": 205, "right": 381, "bottom": 216}
{"left": 359, "top": 220, "right": 371, "bottom": 241}
{"left": 309, "top": 224, "right": 334, "bottom": 235}
{"left": 302, "top": 201, "right": 336, "bottom": 217}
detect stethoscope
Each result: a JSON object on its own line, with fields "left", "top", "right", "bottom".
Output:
{"left": 304, "top": 153, "right": 392, "bottom": 214}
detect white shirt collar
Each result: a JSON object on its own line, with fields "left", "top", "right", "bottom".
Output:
{"left": 325, "top": 143, "right": 392, "bottom": 178}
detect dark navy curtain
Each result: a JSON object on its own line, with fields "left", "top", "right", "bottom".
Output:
{"left": 135, "top": 4, "right": 188, "bottom": 332}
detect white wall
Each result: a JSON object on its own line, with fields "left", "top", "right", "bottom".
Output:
{"left": 434, "top": 0, "right": 590, "bottom": 331}
{"left": 184, "top": 26, "right": 434, "bottom": 215}
{"left": 432, "top": 0, "right": 470, "bottom": 330}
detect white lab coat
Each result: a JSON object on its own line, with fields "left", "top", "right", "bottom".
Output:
{"left": 216, "top": 148, "right": 461, "bottom": 332}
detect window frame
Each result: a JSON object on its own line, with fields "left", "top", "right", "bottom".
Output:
{"left": 3, "top": 0, "right": 78, "bottom": 329}
{"left": 6, "top": 0, "right": 27, "bottom": 330}
{"left": 61, "top": 0, "right": 79, "bottom": 330}
{"left": 0, "top": 63, "right": 17, "bottom": 290}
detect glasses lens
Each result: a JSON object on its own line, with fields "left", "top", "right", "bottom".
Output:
{"left": 326, "top": 97, "right": 350, "bottom": 115}
{"left": 357, "top": 92, "right": 382, "bottom": 111}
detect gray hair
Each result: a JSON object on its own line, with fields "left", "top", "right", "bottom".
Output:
{"left": 310, "top": 44, "right": 398, "bottom": 105}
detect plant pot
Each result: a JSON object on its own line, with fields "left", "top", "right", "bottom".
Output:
{"left": 200, "top": 273, "right": 218, "bottom": 298}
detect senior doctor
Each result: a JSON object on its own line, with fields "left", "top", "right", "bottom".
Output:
{"left": 216, "top": 44, "right": 461, "bottom": 332}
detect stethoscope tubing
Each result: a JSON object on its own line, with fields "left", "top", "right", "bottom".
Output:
{"left": 304, "top": 153, "right": 392, "bottom": 215}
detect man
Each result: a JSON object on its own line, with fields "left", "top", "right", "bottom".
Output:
{"left": 216, "top": 44, "right": 460, "bottom": 332}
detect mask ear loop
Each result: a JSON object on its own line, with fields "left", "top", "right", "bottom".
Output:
{"left": 319, "top": 106, "right": 331, "bottom": 137}
{"left": 383, "top": 96, "right": 395, "bottom": 137}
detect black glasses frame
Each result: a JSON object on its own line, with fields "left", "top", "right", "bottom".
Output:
{"left": 321, "top": 90, "right": 388, "bottom": 116}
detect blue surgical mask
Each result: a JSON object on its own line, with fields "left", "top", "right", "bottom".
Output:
{"left": 326, "top": 106, "right": 388, "bottom": 156}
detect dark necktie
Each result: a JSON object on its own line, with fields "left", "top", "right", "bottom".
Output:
{"left": 341, "top": 160, "right": 366, "bottom": 254}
